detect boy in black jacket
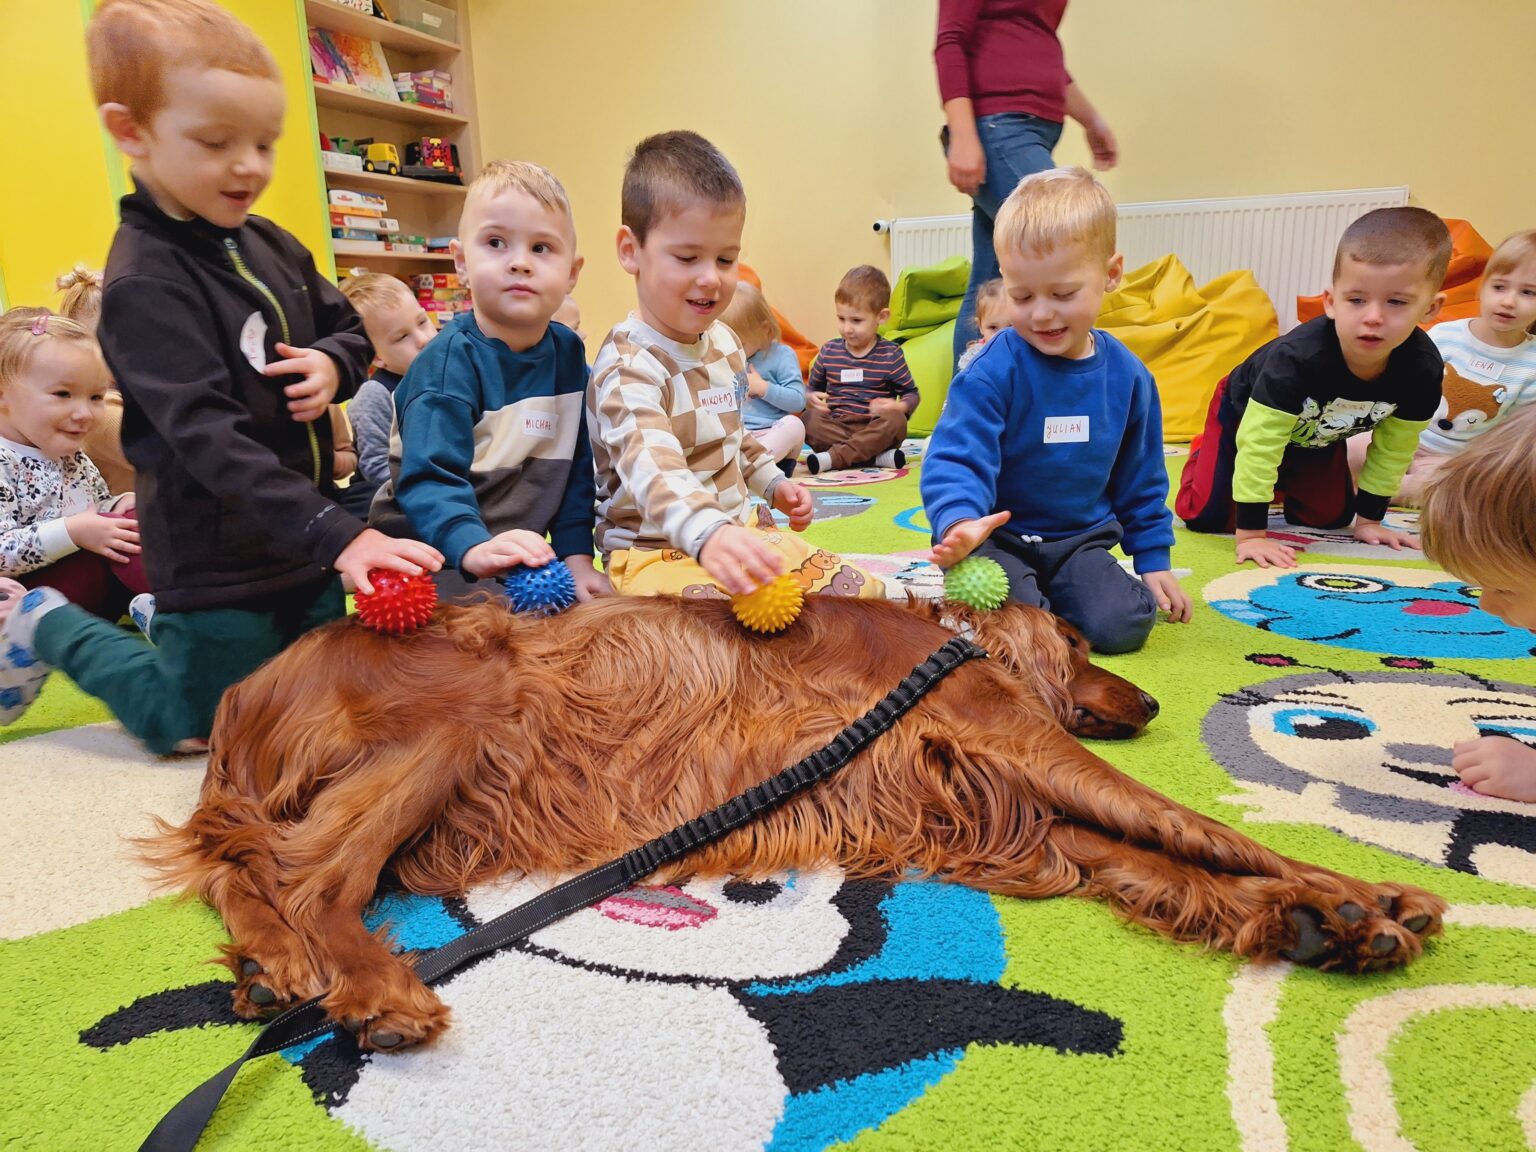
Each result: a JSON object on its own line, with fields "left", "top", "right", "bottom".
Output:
{"left": 0, "top": 0, "right": 440, "bottom": 753}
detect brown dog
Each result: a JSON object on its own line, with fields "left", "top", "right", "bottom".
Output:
{"left": 147, "top": 596, "right": 1444, "bottom": 1052}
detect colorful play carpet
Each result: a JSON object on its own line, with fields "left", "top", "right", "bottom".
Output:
{"left": 5, "top": 440, "right": 1536, "bottom": 1151}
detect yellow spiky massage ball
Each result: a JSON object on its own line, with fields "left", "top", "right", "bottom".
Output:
{"left": 731, "top": 573, "right": 805, "bottom": 634}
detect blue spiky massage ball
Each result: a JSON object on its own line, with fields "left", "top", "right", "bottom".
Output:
{"left": 501, "top": 559, "right": 577, "bottom": 616}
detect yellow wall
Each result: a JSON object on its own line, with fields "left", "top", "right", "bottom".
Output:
{"left": 471, "top": 0, "right": 1536, "bottom": 345}
{"left": 0, "top": 0, "right": 331, "bottom": 312}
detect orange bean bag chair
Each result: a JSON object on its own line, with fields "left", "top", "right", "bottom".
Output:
{"left": 739, "top": 264, "right": 817, "bottom": 380}
{"left": 1296, "top": 218, "right": 1492, "bottom": 328}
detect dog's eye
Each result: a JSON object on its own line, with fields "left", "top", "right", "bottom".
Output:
{"left": 722, "top": 878, "right": 783, "bottom": 905}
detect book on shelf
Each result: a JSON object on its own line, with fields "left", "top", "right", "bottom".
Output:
{"left": 317, "top": 29, "right": 399, "bottom": 102}
{"left": 308, "top": 28, "right": 352, "bottom": 86}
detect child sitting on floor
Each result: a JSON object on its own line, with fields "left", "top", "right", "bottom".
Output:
{"left": 922, "top": 167, "right": 1191, "bottom": 654}
{"left": 588, "top": 130, "right": 883, "bottom": 599}
{"left": 956, "top": 278, "right": 1008, "bottom": 373}
{"left": 337, "top": 273, "right": 436, "bottom": 517}
{"left": 1420, "top": 404, "right": 1536, "bottom": 802}
{"left": 720, "top": 282, "right": 806, "bottom": 469}
{"left": 55, "top": 266, "right": 134, "bottom": 498}
{"left": 369, "top": 160, "right": 604, "bottom": 604}
{"left": 1347, "top": 228, "right": 1536, "bottom": 506}
{"left": 803, "top": 266, "right": 918, "bottom": 474}
{"left": 1177, "top": 207, "right": 1451, "bottom": 567}
{"left": 0, "top": 308, "right": 147, "bottom": 624}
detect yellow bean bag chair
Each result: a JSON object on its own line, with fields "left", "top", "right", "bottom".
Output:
{"left": 1098, "top": 255, "right": 1278, "bottom": 442}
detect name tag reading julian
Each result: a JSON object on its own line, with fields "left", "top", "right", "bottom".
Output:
{"left": 522, "top": 413, "right": 557, "bottom": 440}
{"left": 1043, "top": 415, "right": 1089, "bottom": 443}
{"left": 698, "top": 386, "right": 738, "bottom": 414}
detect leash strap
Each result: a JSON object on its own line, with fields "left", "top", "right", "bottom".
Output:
{"left": 140, "top": 635, "right": 984, "bottom": 1151}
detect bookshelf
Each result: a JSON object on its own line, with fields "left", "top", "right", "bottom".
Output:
{"left": 303, "top": 0, "right": 477, "bottom": 277}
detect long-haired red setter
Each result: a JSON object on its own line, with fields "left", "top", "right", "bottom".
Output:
{"left": 148, "top": 596, "right": 1444, "bottom": 1052}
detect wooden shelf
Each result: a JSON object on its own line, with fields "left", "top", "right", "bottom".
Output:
{"left": 324, "top": 168, "right": 465, "bottom": 197}
{"left": 314, "top": 83, "right": 467, "bottom": 127}
{"left": 304, "top": 0, "right": 459, "bottom": 56}
{"left": 333, "top": 241, "right": 454, "bottom": 262}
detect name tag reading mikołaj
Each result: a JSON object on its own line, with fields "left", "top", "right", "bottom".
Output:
{"left": 840, "top": 368, "right": 865, "bottom": 383}
{"left": 1043, "top": 416, "right": 1090, "bottom": 443}
{"left": 698, "top": 387, "right": 738, "bottom": 414}
{"left": 1467, "top": 356, "right": 1506, "bottom": 382}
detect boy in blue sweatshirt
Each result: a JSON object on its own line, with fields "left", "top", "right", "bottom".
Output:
{"left": 922, "top": 167, "right": 1191, "bottom": 653}
{"left": 370, "top": 161, "right": 605, "bottom": 603}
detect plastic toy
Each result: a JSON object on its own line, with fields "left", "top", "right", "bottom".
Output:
{"left": 943, "top": 555, "right": 1010, "bottom": 612}
{"left": 362, "top": 142, "right": 401, "bottom": 177}
{"left": 731, "top": 573, "right": 805, "bottom": 634}
{"left": 501, "top": 559, "right": 577, "bottom": 616}
{"left": 355, "top": 568, "right": 438, "bottom": 634}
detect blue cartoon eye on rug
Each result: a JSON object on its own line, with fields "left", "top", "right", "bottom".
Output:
{"left": 1204, "top": 662, "right": 1536, "bottom": 890}
{"left": 83, "top": 872, "right": 1120, "bottom": 1152}
{"left": 1203, "top": 563, "right": 1535, "bottom": 658}
{"left": 752, "top": 491, "right": 875, "bottom": 527}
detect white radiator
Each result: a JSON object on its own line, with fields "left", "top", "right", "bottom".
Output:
{"left": 883, "top": 186, "right": 1410, "bottom": 332}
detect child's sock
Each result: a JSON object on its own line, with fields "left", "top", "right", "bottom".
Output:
{"left": 0, "top": 587, "right": 67, "bottom": 724}
{"left": 777, "top": 457, "right": 798, "bottom": 479}
{"left": 805, "top": 452, "right": 832, "bottom": 475}
{"left": 129, "top": 593, "right": 157, "bottom": 641}
{"left": 874, "top": 448, "right": 906, "bottom": 469}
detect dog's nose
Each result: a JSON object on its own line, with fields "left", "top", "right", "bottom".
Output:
{"left": 1139, "top": 691, "right": 1160, "bottom": 719}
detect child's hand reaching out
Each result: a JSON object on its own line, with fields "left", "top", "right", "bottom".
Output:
{"left": 929, "top": 511, "right": 1011, "bottom": 568}
{"left": 1453, "top": 736, "right": 1536, "bottom": 803}
{"left": 462, "top": 530, "right": 557, "bottom": 579}
{"left": 66, "top": 509, "right": 141, "bottom": 564}
{"left": 771, "top": 481, "right": 814, "bottom": 531}
{"left": 265, "top": 342, "right": 340, "bottom": 423}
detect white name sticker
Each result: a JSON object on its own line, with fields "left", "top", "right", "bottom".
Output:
{"left": 521, "top": 413, "right": 556, "bottom": 440}
{"left": 840, "top": 368, "right": 865, "bottom": 384}
{"left": 698, "top": 386, "right": 738, "bottom": 414}
{"left": 1043, "top": 415, "right": 1090, "bottom": 443}
{"left": 1467, "top": 356, "right": 1505, "bottom": 381}
{"left": 239, "top": 312, "right": 267, "bottom": 371}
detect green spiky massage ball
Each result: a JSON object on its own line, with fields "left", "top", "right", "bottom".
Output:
{"left": 943, "top": 555, "right": 1010, "bottom": 611}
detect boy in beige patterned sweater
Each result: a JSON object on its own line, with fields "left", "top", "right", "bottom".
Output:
{"left": 588, "top": 131, "right": 883, "bottom": 599}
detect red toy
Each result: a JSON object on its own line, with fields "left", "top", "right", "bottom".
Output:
{"left": 354, "top": 569, "right": 438, "bottom": 634}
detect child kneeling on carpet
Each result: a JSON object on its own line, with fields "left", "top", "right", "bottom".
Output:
{"left": 922, "top": 167, "right": 1191, "bottom": 654}
{"left": 1421, "top": 404, "right": 1536, "bottom": 803}
{"left": 720, "top": 282, "right": 805, "bottom": 470}
{"left": 368, "top": 161, "right": 605, "bottom": 604}
{"left": 0, "top": 308, "right": 147, "bottom": 624}
{"left": 803, "top": 266, "right": 918, "bottom": 475}
{"left": 1176, "top": 207, "right": 1450, "bottom": 567}
{"left": 589, "top": 130, "right": 882, "bottom": 599}
{"left": 0, "top": 0, "right": 442, "bottom": 753}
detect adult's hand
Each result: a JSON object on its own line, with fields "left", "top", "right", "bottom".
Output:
{"left": 947, "top": 131, "right": 986, "bottom": 197}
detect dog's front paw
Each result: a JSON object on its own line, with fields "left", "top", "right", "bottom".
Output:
{"left": 324, "top": 956, "right": 450, "bottom": 1052}
{"left": 221, "top": 946, "right": 324, "bottom": 1019}
{"left": 1275, "top": 883, "right": 1445, "bottom": 973}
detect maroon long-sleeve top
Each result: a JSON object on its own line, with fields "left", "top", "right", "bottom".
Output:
{"left": 934, "top": 0, "right": 1071, "bottom": 123}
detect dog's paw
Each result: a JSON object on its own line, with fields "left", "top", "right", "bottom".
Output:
{"left": 1274, "top": 883, "right": 1444, "bottom": 973}
{"left": 222, "top": 949, "right": 324, "bottom": 1019}
{"left": 323, "top": 957, "right": 450, "bottom": 1052}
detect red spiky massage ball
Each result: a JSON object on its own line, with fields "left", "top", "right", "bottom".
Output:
{"left": 354, "top": 569, "right": 438, "bottom": 634}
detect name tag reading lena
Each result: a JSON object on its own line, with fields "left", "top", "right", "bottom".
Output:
{"left": 522, "top": 413, "right": 557, "bottom": 440}
{"left": 1043, "top": 415, "right": 1090, "bottom": 443}
{"left": 697, "top": 386, "right": 738, "bottom": 414}
{"left": 1467, "top": 356, "right": 1505, "bottom": 382}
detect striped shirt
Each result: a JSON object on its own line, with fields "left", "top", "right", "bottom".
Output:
{"left": 589, "top": 314, "right": 783, "bottom": 558}
{"left": 1423, "top": 320, "right": 1536, "bottom": 454}
{"left": 808, "top": 337, "right": 919, "bottom": 421}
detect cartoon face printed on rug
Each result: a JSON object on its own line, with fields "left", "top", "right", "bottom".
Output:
{"left": 85, "top": 873, "right": 1120, "bottom": 1151}
{"left": 798, "top": 465, "right": 906, "bottom": 488}
{"left": 1259, "top": 510, "right": 1422, "bottom": 560}
{"left": 844, "top": 551, "right": 946, "bottom": 600}
{"left": 1205, "top": 564, "right": 1535, "bottom": 658}
{"left": 753, "top": 491, "right": 875, "bottom": 527}
{"left": 1205, "top": 666, "right": 1536, "bottom": 889}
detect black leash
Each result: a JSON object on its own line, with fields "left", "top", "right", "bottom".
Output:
{"left": 140, "top": 635, "right": 984, "bottom": 1151}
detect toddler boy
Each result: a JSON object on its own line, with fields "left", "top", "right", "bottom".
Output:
{"left": 922, "top": 167, "right": 1191, "bottom": 654}
{"left": 0, "top": 0, "right": 440, "bottom": 752}
{"left": 589, "top": 131, "right": 882, "bottom": 600}
{"left": 1177, "top": 207, "right": 1451, "bottom": 567}
{"left": 803, "top": 267, "right": 918, "bottom": 474}
{"left": 370, "top": 161, "right": 604, "bottom": 602}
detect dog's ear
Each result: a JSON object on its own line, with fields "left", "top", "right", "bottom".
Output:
{"left": 1051, "top": 615, "right": 1090, "bottom": 657}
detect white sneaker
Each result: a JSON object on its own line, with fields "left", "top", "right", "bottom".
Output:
{"left": 0, "top": 586, "right": 66, "bottom": 724}
{"left": 129, "top": 593, "right": 157, "bottom": 640}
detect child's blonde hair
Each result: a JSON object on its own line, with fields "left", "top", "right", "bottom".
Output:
{"left": 720, "top": 282, "right": 780, "bottom": 354}
{"left": 835, "top": 266, "right": 891, "bottom": 314}
{"left": 0, "top": 308, "right": 101, "bottom": 392}
{"left": 87, "top": 0, "right": 279, "bottom": 120}
{"left": 622, "top": 131, "right": 744, "bottom": 244}
{"left": 56, "top": 266, "right": 105, "bottom": 332}
{"left": 1332, "top": 207, "right": 1452, "bottom": 289}
{"left": 975, "top": 278, "right": 1007, "bottom": 328}
{"left": 994, "top": 167, "right": 1116, "bottom": 263}
{"left": 338, "top": 272, "right": 414, "bottom": 317}
{"left": 1420, "top": 403, "right": 1536, "bottom": 589}
{"left": 463, "top": 160, "right": 575, "bottom": 241}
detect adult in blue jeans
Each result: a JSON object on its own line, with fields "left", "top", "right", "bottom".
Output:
{"left": 936, "top": 0, "right": 1120, "bottom": 370}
